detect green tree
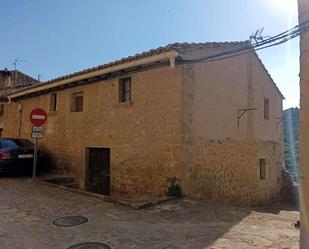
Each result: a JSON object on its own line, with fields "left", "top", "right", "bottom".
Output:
{"left": 283, "top": 107, "right": 299, "bottom": 182}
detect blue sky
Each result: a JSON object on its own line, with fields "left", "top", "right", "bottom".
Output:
{"left": 0, "top": 0, "right": 299, "bottom": 109}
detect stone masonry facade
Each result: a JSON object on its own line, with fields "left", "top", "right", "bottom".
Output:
{"left": 2, "top": 42, "right": 284, "bottom": 205}
{"left": 4, "top": 65, "right": 183, "bottom": 198}
{"left": 179, "top": 50, "right": 283, "bottom": 205}
{"left": 183, "top": 138, "right": 282, "bottom": 205}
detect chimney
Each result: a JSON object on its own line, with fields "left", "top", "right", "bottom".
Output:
{"left": 0, "top": 68, "right": 12, "bottom": 88}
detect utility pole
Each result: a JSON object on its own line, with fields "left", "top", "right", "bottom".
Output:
{"left": 298, "top": 0, "right": 309, "bottom": 248}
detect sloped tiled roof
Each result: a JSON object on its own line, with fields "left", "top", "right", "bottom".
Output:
{"left": 9, "top": 70, "right": 41, "bottom": 86}
{"left": 8, "top": 41, "right": 249, "bottom": 97}
{"left": 0, "top": 70, "right": 40, "bottom": 101}
{"left": 0, "top": 84, "right": 39, "bottom": 100}
{"left": 44, "top": 41, "right": 248, "bottom": 85}
{"left": 7, "top": 41, "right": 284, "bottom": 99}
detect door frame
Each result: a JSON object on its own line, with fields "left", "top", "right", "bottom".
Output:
{"left": 85, "top": 147, "right": 111, "bottom": 195}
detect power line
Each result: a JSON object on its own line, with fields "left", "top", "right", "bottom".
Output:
{"left": 179, "top": 20, "right": 309, "bottom": 64}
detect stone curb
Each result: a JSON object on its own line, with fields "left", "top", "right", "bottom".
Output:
{"left": 38, "top": 180, "right": 176, "bottom": 209}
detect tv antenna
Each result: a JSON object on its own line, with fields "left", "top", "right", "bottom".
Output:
{"left": 37, "top": 74, "right": 43, "bottom": 81}
{"left": 12, "top": 58, "right": 30, "bottom": 71}
{"left": 250, "top": 28, "right": 270, "bottom": 45}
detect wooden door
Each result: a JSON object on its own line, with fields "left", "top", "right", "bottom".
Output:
{"left": 88, "top": 148, "right": 110, "bottom": 196}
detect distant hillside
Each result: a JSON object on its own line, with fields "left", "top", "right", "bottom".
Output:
{"left": 283, "top": 107, "right": 299, "bottom": 182}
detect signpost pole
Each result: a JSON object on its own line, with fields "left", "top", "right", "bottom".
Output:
{"left": 29, "top": 108, "right": 47, "bottom": 183}
{"left": 32, "top": 138, "right": 38, "bottom": 181}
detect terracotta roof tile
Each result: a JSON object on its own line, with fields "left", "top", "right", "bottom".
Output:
{"left": 0, "top": 84, "right": 39, "bottom": 99}
{"left": 8, "top": 41, "right": 283, "bottom": 99}
{"left": 43, "top": 41, "right": 248, "bottom": 85}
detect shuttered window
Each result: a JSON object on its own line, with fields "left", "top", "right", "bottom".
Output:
{"left": 0, "top": 104, "right": 4, "bottom": 116}
{"left": 50, "top": 93, "right": 57, "bottom": 112}
{"left": 72, "top": 92, "right": 83, "bottom": 112}
{"left": 259, "top": 159, "right": 266, "bottom": 180}
{"left": 264, "top": 98, "right": 270, "bottom": 120}
{"left": 119, "top": 77, "right": 131, "bottom": 103}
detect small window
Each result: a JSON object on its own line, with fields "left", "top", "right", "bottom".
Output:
{"left": 264, "top": 98, "right": 269, "bottom": 120}
{"left": 72, "top": 92, "right": 83, "bottom": 112}
{"left": 0, "top": 104, "right": 4, "bottom": 116}
{"left": 119, "top": 77, "right": 131, "bottom": 103}
{"left": 50, "top": 93, "right": 57, "bottom": 112}
{"left": 259, "top": 159, "right": 266, "bottom": 180}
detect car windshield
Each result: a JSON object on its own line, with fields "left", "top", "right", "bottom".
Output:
{"left": 11, "top": 139, "right": 34, "bottom": 149}
{"left": 0, "top": 140, "right": 18, "bottom": 150}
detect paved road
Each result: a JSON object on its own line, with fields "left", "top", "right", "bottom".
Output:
{"left": 0, "top": 177, "right": 299, "bottom": 249}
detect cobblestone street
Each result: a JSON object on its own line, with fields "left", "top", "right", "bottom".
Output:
{"left": 0, "top": 178, "right": 299, "bottom": 249}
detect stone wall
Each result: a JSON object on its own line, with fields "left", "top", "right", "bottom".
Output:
{"left": 0, "top": 70, "right": 11, "bottom": 88}
{"left": 0, "top": 70, "right": 39, "bottom": 88}
{"left": 183, "top": 138, "right": 282, "bottom": 205}
{"left": 3, "top": 65, "right": 183, "bottom": 198}
{"left": 180, "top": 50, "right": 283, "bottom": 205}
{"left": 2, "top": 47, "right": 284, "bottom": 205}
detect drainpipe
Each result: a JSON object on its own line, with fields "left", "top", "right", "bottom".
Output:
{"left": 18, "top": 103, "right": 22, "bottom": 137}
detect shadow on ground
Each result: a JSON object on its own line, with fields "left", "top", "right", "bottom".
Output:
{"left": 0, "top": 178, "right": 300, "bottom": 249}
{"left": 253, "top": 201, "right": 299, "bottom": 214}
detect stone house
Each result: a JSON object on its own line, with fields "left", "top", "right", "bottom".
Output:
{"left": 0, "top": 69, "right": 39, "bottom": 137}
{"left": 0, "top": 68, "right": 40, "bottom": 88}
{"left": 3, "top": 41, "right": 284, "bottom": 205}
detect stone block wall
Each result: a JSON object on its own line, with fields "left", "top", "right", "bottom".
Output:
{"left": 3, "top": 65, "right": 183, "bottom": 198}
{"left": 2, "top": 47, "right": 284, "bottom": 205}
{"left": 180, "top": 50, "right": 283, "bottom": 205}
{"left": 182, "top": 138, "right": 282, "bottom": 205}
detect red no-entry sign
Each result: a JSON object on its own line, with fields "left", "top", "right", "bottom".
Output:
{"left": 30, "top": 108, "right": 47, "bottom": 126}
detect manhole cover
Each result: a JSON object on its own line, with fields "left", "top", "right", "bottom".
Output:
{"left": 52, "top": 216, "right": 88, "bottom": 227}
{"left": 67, "top": 242, "right": 111, "bottom": 249}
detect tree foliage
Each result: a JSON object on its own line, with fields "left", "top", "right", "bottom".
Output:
{"left": 283, "top": 107, "right": 299, "bottom": 182}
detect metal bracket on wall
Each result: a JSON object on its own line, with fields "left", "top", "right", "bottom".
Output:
{"left": 237, "top": 108, "right": 258, "bottom": 127}
{"left": 276, "top": 117, "right": 283, "bottom": 129}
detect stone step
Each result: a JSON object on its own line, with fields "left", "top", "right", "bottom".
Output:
{"left": 43, "top": 176, "right": 75, "bottom": 184}
{"left": 63, "top": 182, "right": 79, "bottom": 189}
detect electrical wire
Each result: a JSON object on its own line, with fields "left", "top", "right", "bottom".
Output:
{"left": 179, "top": 20, "right": 309, "bottom": 64}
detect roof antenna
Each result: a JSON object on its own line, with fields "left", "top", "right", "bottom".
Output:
{"left": 37, "top": 74, "right": 43, "bottom": 81}
{"left": 12, "top": 58, "right": 30, "bottom": 86}
{"left": 250, "top": 28, "right": 269, "bottom": 45}
{"left": 12, "top": 58, "right": 30, "bottom": 71}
